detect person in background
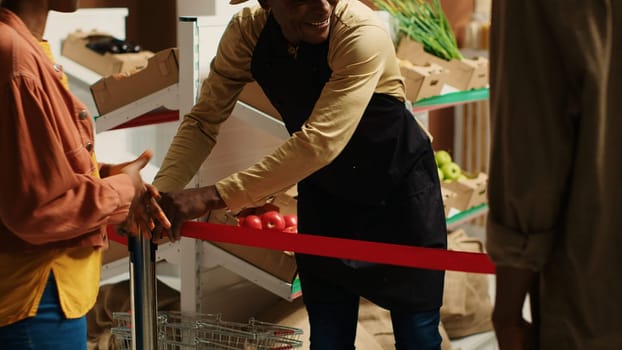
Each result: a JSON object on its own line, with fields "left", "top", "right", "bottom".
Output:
{"left": 487, "top": 1, "right": 622, "bottom": 349}
{"left": 152, "top": 0, "right": 446, "bottom": 349}
{"left": 0, "top": 0, "right": 169, "bottom": 348}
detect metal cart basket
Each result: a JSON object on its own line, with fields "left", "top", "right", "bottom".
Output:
{"left": 112, "top": 311, "right": 302, "bottom": 350}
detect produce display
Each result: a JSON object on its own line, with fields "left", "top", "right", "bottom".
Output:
{"left": 435, "top": 150, "right": 466, "bottom": 182}
{"left": 373, "top": 0, "right": 462, "bottom": 61}
{"left": 435, "top": 150, "right": 489, "bottom": 213}
{"left": 238, "top": 210, "right": 298, "bottom": 234}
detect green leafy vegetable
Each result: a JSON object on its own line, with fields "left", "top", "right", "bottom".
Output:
{"left": 374, "top": 0, "right": 463, "bottom": 61}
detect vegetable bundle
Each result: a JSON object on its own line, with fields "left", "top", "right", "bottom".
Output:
{"left": 374, "top": 0, "right": 463, "bottom": 61}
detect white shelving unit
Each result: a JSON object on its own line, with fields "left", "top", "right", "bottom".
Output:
{"left": 201, "top": 242, "right": 296, "bottom": 300}
{"left": 94, "top": 84, "right": 180, "bottom": 131}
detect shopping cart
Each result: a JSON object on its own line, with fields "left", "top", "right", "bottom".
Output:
{"left": 194, "top": 319, "right": 303, "bottom": 350}
{"left": 111, "top": 311, "right": 303, "bottom": 350}
{"left": 247, "top": 318, "right": 303, "bottom": 342}
{"left": 159, "top": 311, "right": 222, "bottom": 350}
{"left": 111, "top": 327, "right": 133, "bottom": 350}
{"left": 112, "top": 310, "right": 221, "bottom": 350}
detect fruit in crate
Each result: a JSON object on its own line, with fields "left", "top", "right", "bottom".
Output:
{"left": 261, "top": 211, "right": 286, "bottom": 231}
{"left": 283, "top": 214, "right": 298, "bottom": 229}
{"left": 237, "top": 205, "right": 298, "bottom": 233}
{"left": 240, "top": 215, "right": 263, "bottom": 230}
{"left": 441, "top": 162, "right": 462, "bottom": 181}
{"left": 437, "top": 167, "right": 445, "bottom": 181}
{"left": 282, "top": 226, "right": 298, "bottom": 234}
{"left": 434, "top": 150, "right": 452, "bottom": 167}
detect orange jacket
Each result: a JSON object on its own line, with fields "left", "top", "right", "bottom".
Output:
{"left": 0, "top": 8, "right": 134, "bottom": 326}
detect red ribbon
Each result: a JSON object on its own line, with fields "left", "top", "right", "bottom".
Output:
{"left": 108, "top": 222, "right": 495, "bottom": 274}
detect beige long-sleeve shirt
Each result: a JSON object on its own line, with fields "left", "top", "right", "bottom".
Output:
{"left": 487, "top": 1, "right": 622, "bottom": 348}
{"left": 153, "top": 0, "right": 405, "bottom": 212}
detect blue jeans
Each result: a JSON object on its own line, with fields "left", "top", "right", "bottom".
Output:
{"left": 306, "top": 297, "right": 442, "bottom": 350}
{"left": 0, "top": 273, "right": 87, "bottom": 350}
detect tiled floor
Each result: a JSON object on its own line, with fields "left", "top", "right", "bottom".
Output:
{"left": 451, "top": 331, "right": 498, "bottom": 350}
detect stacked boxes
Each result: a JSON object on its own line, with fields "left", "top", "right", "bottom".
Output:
{"left": 397, "top": 37, "right": 489, "bottom": 91}
{"left": 62, "top": 30, "right": 153, "bottom": 77}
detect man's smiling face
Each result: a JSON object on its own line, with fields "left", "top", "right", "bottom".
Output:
{"left": 263, "top": 0, "right": 338, "bottom": 45}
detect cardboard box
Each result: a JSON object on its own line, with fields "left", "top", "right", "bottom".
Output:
{"left": 205, "top": 209, "right": 298, "bottom": 283}
{"left": 440, "top": 56, "right": 488, "bottom": 92}
{"left": 440, "top": 186, "right": 456, "bottom": 217}
{"left": 61, "top": 30, "right": 154, "bottom": 77}
{"left": 441, "top": 172, "right": 488, "bottom": 212}
{"left": 211, "top": 242, "right": 297, "bottom": 282}
{"left": 397, "top": 37, "right": 489, "bottom": 91}
{"left": 399, "top": 59, "right": 447, "bottom": 102}
{"left": 90, "top": 48, "right": 179, "bottom": 115}
{"left": 238, "top": 81, "right": 283, "bottom": 121}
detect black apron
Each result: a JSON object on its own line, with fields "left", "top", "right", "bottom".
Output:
{"left": 251, "top": 15, "right": 446, "bottom": 311}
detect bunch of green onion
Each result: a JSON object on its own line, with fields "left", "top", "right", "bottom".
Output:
{"left": 373, "top": 0, "right": 463, "bottom": 61}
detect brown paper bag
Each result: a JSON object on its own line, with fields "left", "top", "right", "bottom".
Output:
{"left": 440, "top": 229, "right": 493, "bottom": 338}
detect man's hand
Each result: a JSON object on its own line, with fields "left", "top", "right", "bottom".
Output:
{"left": 494, "top": 318, "right": 533, "bottom": 350}
{"left": 154, "top": 185, "right": 226, "bottom": 242}
{"left": 492, "top": 266, "right": 537, "bottom": 350}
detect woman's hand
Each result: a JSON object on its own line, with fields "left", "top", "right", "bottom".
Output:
{"left": 113, "top": 150, "right": 171, "bottom": 237}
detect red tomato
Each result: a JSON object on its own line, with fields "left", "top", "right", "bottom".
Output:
{"left": 242, "top": 215, "right": 262, "bottom": 230}
{"left": 282, "top": 214, "right": 298, "bottom": 228}
{"left": 261, "top": 211, "right": 286, "bottom": 231}
{"left": 282, "top": 226, "right": 298, "bottom": 234}
{"left": 237, "top": 217, "right": 245, "bottom": 227}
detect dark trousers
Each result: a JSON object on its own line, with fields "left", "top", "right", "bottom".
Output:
{"left": 0, "top": 273, "right": 87, "bottom": 350}
{"left": 305, "top": 289, "right": 442, "bottom": 350}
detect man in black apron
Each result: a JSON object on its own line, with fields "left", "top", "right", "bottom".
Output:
{"left": 153, "top": 1, "right": 447, "bottom": 349}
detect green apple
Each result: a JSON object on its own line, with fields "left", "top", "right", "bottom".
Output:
{"left": 441, "top": 162, "right": 462, "bottom": 181}
{"left": 437, "top": 167, "right": 444, "bottom": 181}
{"left": 434, "top": 150, "right": 452, "bottom": 167}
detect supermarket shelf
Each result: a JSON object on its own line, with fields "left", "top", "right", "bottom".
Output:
{"left": 98, "top": 109, "right": 179, "bottom": 132}
{"left": 201, "top": 242, "right": 300, "bottom": 301}
{"left": 94, "top": 84, "right": 180, "bottom": 133}
{"left": 412, "top": 88, "right": 489, "bottom": 113}
{"left": 101, "top": 241, "right": 180, "bottom": 282}
{"left": 91, "top": 88, "right": 286, "bottom": 137}
{"left": 446, "top": 203, "right": 489, "bottom": 231}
